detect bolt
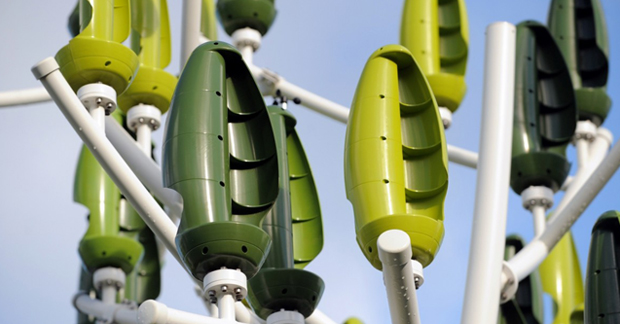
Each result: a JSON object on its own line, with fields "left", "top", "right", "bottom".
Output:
{"left": 210, "top": 297, "right": 217, "bottom": 304}
{"left": 530, "top": 199, "right": 536, "bottom": 206}
{"left": 149, "top": 119, "right": 156, "bottom": 125}
{"left": 208, "top": 290, "right": 215, "bottom": 297}
{"left": 234, "top": 288, "right": 242, "bottom": 294}
{"left": 221, "top": 285, "right": 228, "bottom": 293}
{"left": 97, "top": 98, "right": 102, "bottom": 104}
{"left": 139, "top": 117, "right": 144, "bottom": 123}
{"left": 106, "top": 103, "right": 113, "bottom": 109}
{"left": 236, "top": 295, "right": 243, "bottom": 301}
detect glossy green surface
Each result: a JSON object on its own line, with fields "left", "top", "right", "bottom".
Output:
{"left": 540, "top": 229, "right": 584, "bottom": 324}
{"left": 400, "top": 0, "right": 468, "bottom": 112}
{"left": 247, "top": 268, "right": 324, "bottom": 319}
{"left": 68, "top": 2, "right": 80, "bottom": 37}
{"left": 499, "top": 236, "right": 543, "bottom": 324}
{"left": 216, "top": 0, "right": 276, "bottom": 36}
{"left": 345, "top": 45, "right": 448, "bottom": 270}
{"left": 548, "top": 0, "right": 611, "bottom": 125}
{"left": 75, "top": 145, "right": 143, "bottom": 274}
{"left": 510, "top": 21, "right": 576, "bottom": 195}
{"left": 118, "top": 0, "right": 177, "bottom": 114}
{"left": 201, "top": 0, "right": 218, "bottom": 40}
{"left": 585, "top": 211, "right": 620, "bottom": 323}
{"left": 163, "top": 41, "right": 275, "bottom": 280}
{"left": 55, "top": 0, "right": 139, "bottom": 94}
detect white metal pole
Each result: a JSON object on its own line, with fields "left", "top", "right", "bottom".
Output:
{"left": 180, "top": 0, "right": 202, "bottom": 71}
{"left": 461, "top": 22, "right": 516, "bottom": 324}
{"left": 218, "top": 294, "right": 236, "bottom": 321}
{"left": 74, "top": 293, "right": 138, "bottom": 324}
{"left": 0, "top": 86, "right": 51, "bottom": 107}
{"left": 447, "top": 145, "right": 478, "bottom": 169}
{"left": 32, "top": 58, "right": 185, "bottom": 274}
{"left": 589, "top": 127, "right": 613, "bottom": 168}
{"left": 531, "top": 205, "right": 546, "bottom": 237}
{"left": 137, "top": 300, "right": 234, "bottom": 324}
{"left": 575, "top": 138, "right": 589, "bottom": 171}
{"left": 377, "top": 230, "right": 421, "bottom": 324}
{"left": 240, "top": 46, "right": 254, "bottom": 65}
{"left": 506, "top": 137, "right": 620, "bottom": 283}
{"left": 105, "top": 119, "right": 183, "bottom": 221}
{"left": 136, "top": 124, "right": 152, "bottom": 156}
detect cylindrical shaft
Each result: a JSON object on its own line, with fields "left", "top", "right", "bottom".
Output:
{"left": 0, "top": 87, "right": 51, "bottom": 107}
{"left": 576, "top": 138, "right": 590, "bottom": 171}
{"left": 461, "top": 21, "right": 516, "bottom": 324}
{"left": 136, "top": 124, "right": 152, "bottom": 157}
{"left": 240, "top": 45, "right": 254, "bottom": 65}
{"left": 89, "top": 105, "right": 106, "bottom": 130}
{"left": 377, "top": 230, "right": 421, "bottom": 324}
{"left": 100, "top": 285, "right": 117, "bottom": 305}
{"left": 180, "top": 0, "right": 202, "bottom": 71}
{"left": 218, "top": 294, "right": 236, "bottom": 321}
{"left": 531, "top": 205, "right": 546, "bottom": 237}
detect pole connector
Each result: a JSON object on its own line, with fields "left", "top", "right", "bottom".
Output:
{"left": 93, "top": 267, "right": 126, "bottom": 290}
{"left": 438, "top": 106, "right": 452, "bottom": 129}
{"left": 232, "top": 27, "right": 262, "bottom": 53}
{"left": 520, "top": 185, "right": 554, "bottom": 210}
{"left": 127, "top": 104, "right": 162, "bottom": 132}
{"left": 203, "top": 268, "right": 248, "bottom": 303}
{"left": 573, "top": 120, "right": 598, "bottom": 143}
{"left": 500, "top": 261, "right": 518, "bottom": 303}
{"left": 77, "top": 83, "right": 117, "bottom": 116}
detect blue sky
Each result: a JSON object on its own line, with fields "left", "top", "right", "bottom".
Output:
{"left": 0, "top": 1, "right": 619, "bottom": 323}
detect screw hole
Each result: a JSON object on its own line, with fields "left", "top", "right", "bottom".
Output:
{"left": 253, "top": 12, "right": 258, "bottom": 17}
{"left": 559, "top": 36, "right": 564, "bottom": 40}
{"left": 383, "top": 179, "right": 389, "bottom": 184}
{"left": 214, "top": 42, "right": 219, "bottom": 45}
{"left": 530, "top": 122, "right": 535, "bottom": 127}
{"left": 202, "top": 247, "right": 209, "bottom": 255}
{"left": 105, "top": 61, "right": 111, "bottom": 66}
{"left": 128, "top": 76, "right": 132, "bottom": 81}
{"left": 527, "top": 56, "right": 532, "bottom": 61}
{"left": 128, "top": 256, "right": 132, "bottom": 260}
{"left": 102, "top": 251, "right": 107, "bottom": 256}
{"left": 380, "top": 136, "right": 387, "bottom": 140}
{"left": 379, "top": 94, "right": 385, "bottom": 99}
{"left": 312, "top": 295, "right": 316, "bottom": 301}
{"left": 152, "top": 86, "right": 158, "bottom": 90}
{"left": 216, "top": 91, "right": 221, "bottom": 97}
{"left": 368, "top": 246, "right": 373, "bottom": 253}
{"left": 218, "top": 135, "right": 223, "bottom": 141}
{"left": 281, "top": 288, "right": 288, "bottom": 294}
{"left": 546, "top": 169, "right": 551, "bottom": 174}
{"left": 528, "top": 89, "right": 534, "bottom": 94}
{"left": 595, "top": 269, "right": 601, "bottom": 275}
{"left": 219, "top": 181, "right": 225, "bottom": 187}
{"left": 241, "top": 246, "right": 248, "bottom": 253}
{"left": 517, "top": 171, "right": 523, "bottom": 177}
{"left": 598, "top": 314, "right": 605, "bottom": 318}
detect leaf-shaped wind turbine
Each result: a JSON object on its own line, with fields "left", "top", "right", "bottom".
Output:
{"left": 163, "top": 41, "right": 276, "bottom": 281}
{"left": 548, "top": 0, "right": 611, "bottom": 125}
{"left": 345, "top": 45, "right": 448, "bottom": 270}
{"left": 539, "top": 229, "right": 584, "bottom": 324}
{"left": 117, "top": 0, "right": 177, "bottom": 115}
{"left": 246, "top": 107, "right": 325, "bottom": 320}
{"left": 585, "top": 211, "right": 620, "bottom": 322}
{"left": 56, "top": 0, "right": 139, "bottom": 95}
{"left": 510, "top": 21, "right": 577, "bottom": 195}
{"left": 400, "top": 0, "right": 468, "bottom": 114}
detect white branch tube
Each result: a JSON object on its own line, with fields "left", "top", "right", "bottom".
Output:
{"left": 531, "top": 205, "right": 546, "bottom": 237}
{"left": 461, "top": 22, "right": 516, "bottom": 324}
{"left": 507, "top": 137, "right": 620, "bottom": 283}
{"left": 240, "top": 46, "right": 254, "bottom": 65}
{"left": 136, "top": 124, "right": 153, "bottom": 157}
{"left": 589, "top": 127, "right": 613, "bottom": 168}
{"left": 377, "top": 230, "right": 421, "bottom": 324}
{"left": 181, "top": 0, "right": 202, "bottom": 71}
{"left": 575, "top": 138, "right": 590, "bottom": 171}
{"left": 235, "top": 303, "right": 264, "bottom": 324}
{"left": 305, "top": 310, "right": 338, "bottom": 324}
{"left": 218, "top": 294, "right": 236, "bottom": 321}
{"left": 32, "top": 57, "right": 183, "bottom": 272}
{"left": 0, "top": 86, "right": 51, "bottom": 107}
{"left": 74, "top": 293, "right": 138, "bottom": 324}
{"left": 249, "top": 65, "right": 479, "bottom": 169}
{"left": 100, "top": 285, "right": 117, "bottom": 305}
{"left": 138, "top": 300, "right": 236, "bottom": 324}
{"left": 105, "top": 119, "right": 183, "bottom": 222}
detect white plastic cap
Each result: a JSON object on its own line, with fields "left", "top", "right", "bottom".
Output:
{"left": 266, "top": 310, "right": 305, "bottom": 324}
{"left": 31, "top": 57, "right": 59, "bottom": 80}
